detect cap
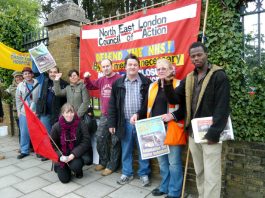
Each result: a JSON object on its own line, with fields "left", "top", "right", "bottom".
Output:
{"left": 22, "top": 67, "right": 33, "bottom": 73}
{"left": 12, "top": 71, "right": 23, "bottom": 77}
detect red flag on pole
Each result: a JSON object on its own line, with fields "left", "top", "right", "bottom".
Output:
{"left": 21, "top": 98, "right": 58, "bottom": 162}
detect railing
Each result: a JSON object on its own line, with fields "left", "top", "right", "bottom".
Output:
{"left": 22, "top": 28, "right": 49, "bottom": 51}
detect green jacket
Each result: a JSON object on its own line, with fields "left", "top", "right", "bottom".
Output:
{"left": 54, "top": 80, "right": 90, "bottom": 118}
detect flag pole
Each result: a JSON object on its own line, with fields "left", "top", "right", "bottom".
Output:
{"left": 181, "top": 0, "right": 209, "bottom": 197}
{"left": 47, "top": 130, "right": 70, "bottom": 167}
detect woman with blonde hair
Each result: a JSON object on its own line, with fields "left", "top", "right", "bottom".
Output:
{"left": 50, "top": 103, "right": 90, "bottom": 183}
{"left": 131, "top": 59, "right": 186, "bottom": 198}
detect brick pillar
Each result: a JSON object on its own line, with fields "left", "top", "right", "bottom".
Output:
{"left": 44, "top": 2, "right": 89, "bottom": 79}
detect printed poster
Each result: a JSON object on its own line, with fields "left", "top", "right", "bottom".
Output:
{"left": 29, "top": 43, "right": 56, "bottom": 73}
{"left": 191, "top": 116, "right": 234, "bottom": 143}
{"left": 135, "top": 116, "right": 169, "bottom": 160}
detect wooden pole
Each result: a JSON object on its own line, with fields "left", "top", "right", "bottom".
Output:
{"left": 181, "top": 146, "right": 190, "bottom": 198}
{"left": 181, "top": 1, "right": 209, "bottom": 197}
{"left": 202, "top": 0, "right": 209, "bottom": 43}
{"left": 47, "top": 133, "right": 70, "bottom": 167}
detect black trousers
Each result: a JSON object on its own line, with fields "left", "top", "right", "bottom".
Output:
{"left": 96, "top": 116, "right": 121, "bottom": 171}
{"left": 55, "top": 158, "right": 84, "bottom": 183}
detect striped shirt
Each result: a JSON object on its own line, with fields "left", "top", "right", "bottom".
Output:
{"left": 124, "top": 75, "right": 142, "bottom": 120}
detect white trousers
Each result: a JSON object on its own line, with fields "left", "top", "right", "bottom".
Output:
{"left": 189, "top": 137, "right": 222, "bottom": 198}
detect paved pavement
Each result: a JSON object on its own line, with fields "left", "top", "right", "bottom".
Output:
{"left": 0, "top": 136, "right": 165, "bottom": 198}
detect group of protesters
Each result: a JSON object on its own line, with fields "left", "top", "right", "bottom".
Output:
{"left": 0, "top": 41, "right": 230, "bottom": 198}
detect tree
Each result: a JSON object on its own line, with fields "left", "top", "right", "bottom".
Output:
{"left": 0, "top": 0, "right": 41, "bottom": 92}
{"left": 39, "top": 0, "right": 165, "bottom": 23}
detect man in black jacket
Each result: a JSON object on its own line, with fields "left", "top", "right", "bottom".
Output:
{"left": 108, "top": 54, "right": 152, "bottom": 187}
{"left": 164, "top": 42, "right": 230, "bottom": 198}
{"left": 36, "top": 67, "right": 68, "bottom": 160}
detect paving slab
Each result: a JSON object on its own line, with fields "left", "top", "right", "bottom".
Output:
{"left": 0, "top": 186, "right": 24, "bottom": 198}
{"left": 72, "top": 168, "right": 103, "bottom": 185}
{"left": 42, "top": 181, "right": 81, "bottom": 197}
{"left": 0, "top": 164, "right": 21, "bottom": 177}
{"left": 0, "top": 136, "right": 175, "bottom": 198}
{"left": 75, "top": 181, "right": 116, "bottom": 198}
{"left": 38, "top": 161, "right": 53, "bottom": 171}
{"left": 19, "top": 189, "right": 56, "bottom": 198}
{"left": 0, "top": 157, "right": 18, "bottom": 168}
{"left": 61, "top": 193, "right": 84, "bottom": 198}
{"left": 130, "top": 177, "right": 160, "bottom": 191}
{"left": 108, "top": 184, "right": 150, "bottom": 198}
{"left": 13, "top": 177, "right": 51, "bottom": 194}
{"left": 0, "top": 175, "right": 23, "bottom": 189}
{"left": 40, "top": 171, "right": 60, "bottom": 183}
{"left": 97, "top": 172, "right": 122, "bottom": 188}
{"left": 15, "top": 158, "right": 43, "bottom": 169}
{"left": 15, "top": 166, "right": 47, "bottom": 180}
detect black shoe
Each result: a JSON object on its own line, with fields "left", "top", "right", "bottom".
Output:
{"left": 76, "top": 171, "right": 83, "bottom": 179}
{"left": 165, "top": 196, "right": 180, "bottom": 198}
{"left": 17, "top": 153, "right": 29, "bottom": 159}
{"left": 152, "top": 188, "right": 166, "bottom": 196}
{"left": 41, "top": 157, "right": 48, "bottom": 161}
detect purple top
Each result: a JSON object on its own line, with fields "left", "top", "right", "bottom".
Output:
{"left": 84, "top": 73, "right": 121, "bottom": 116}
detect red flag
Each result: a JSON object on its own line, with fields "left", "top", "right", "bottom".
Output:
{"left": 21, "top": 98, "right": 58, "bottom": 162}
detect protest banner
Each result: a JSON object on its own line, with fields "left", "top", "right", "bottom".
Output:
{"left": 0, "top": 42, "right": 31, "bottom": 71}
{"left": 80, "top": 0, "right": 201, "bottom": 97}
{"left": 135, "top": 116, "right": 169, "bottom": 160}
{"left": 29, "top": 43, "right": 56, "bottom": 73}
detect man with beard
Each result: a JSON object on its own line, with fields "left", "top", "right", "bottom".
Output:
{"left": 84, "top": 59, "right": 121, "bottom": 176}
{"left": 36, "top": 67, "right": 68, "bottom": 161}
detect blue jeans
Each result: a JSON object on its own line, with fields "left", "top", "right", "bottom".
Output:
{"left": 19, "top": 114, "right": 30, "bottom": 154}
{"left": 40, "top": 115, "right": 52, "bottom": 134}
{"left": 157, "top": 146, "right": 183, "bottom": 197}
{"left": 121, "top": 120, "right": 150, "bottom": 177}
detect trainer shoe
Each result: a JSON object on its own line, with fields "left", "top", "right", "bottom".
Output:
{"left": 94, "top": 164, "right": 105, "bottom": 171}
{"left": 101, "top": 168, "right": 113, "bottom": 176}
{"left": 117, "top": 174, "right": 133, "bottom": 185}
{"left": 140, "top": 175, "right": 150, "bottom": 187}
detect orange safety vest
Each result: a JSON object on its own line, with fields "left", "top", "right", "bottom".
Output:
{"left": 147, "top": 79, "right": 187, "bottom": 145}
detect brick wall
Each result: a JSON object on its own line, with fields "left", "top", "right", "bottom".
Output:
{"left": 184, "top": 141, "right": 265, "bottom": 197}
{"left": 47, "top": 22, "right": 80, "bottom": 80}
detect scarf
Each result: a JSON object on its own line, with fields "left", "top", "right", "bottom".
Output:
{"left": 59, "top": 114, "right": 80, "bottom": 167}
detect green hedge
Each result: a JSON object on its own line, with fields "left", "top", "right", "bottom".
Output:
{"left": 204, "top": 0, "right": 265, "bottom": 141}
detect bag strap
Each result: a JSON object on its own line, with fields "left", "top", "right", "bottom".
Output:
{"left": 24, "top": 82, "right": 39, "bottom": 101}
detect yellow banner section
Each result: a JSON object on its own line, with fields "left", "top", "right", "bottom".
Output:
{"left": 0, "top": 42, "right": 31, "bottom": 71}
